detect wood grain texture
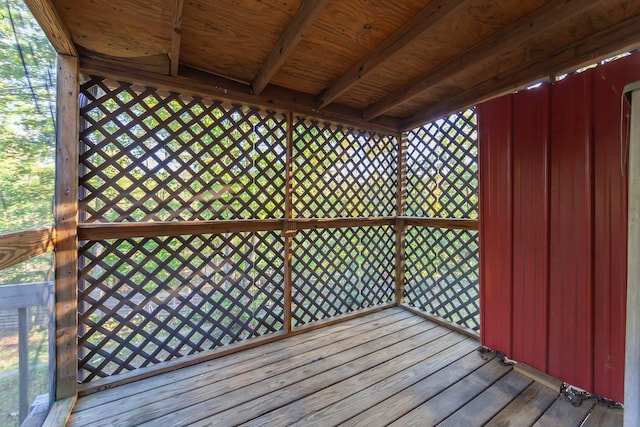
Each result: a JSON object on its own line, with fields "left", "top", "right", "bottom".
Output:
{"left": 247, "top": 337, "right": 478, "bottom": 426}
{"left": 42, "top": 396, "right": 76, "bottom": 427}
{"left": 24, "top": 0, "right": 77, "bottom": 56}
{"left": 169, "top": 0, "right": 184, "bottom": 76}
{"left": 364, "top": 0, "right": 601, "bottom": 120}
{"left": 485, "top": 382, "right": 557, "bottom": 426}
{"left": 76, "top": 304, "right": 398, "bottom": 397}
{"left": 532, "top": 398, "right": 593, "bottom": 426}
{"left": 54, "top": 54, "right": 79, "bottom": 400}
{"left": 394, "top": 133, "right": 407, "bottom": 304}
{"left": 438, "top": 371, "right": 533, "bottom": 425}
{"left": 69, "top": 310, "right": 622, "bottom": 426}
{"left": 317, "top": 0, "right": 467, "bottom": 108}
{"left": 252, "top": 0, "right": 329, "bottom": 95}
{"left": 79, "top": 58, "right": 401, "bottom": 134}
{"left": 0, "top": 227, "right": 55, "bottom": 271}
{"left": 400, "top": 13, "right": 640, "bottom": 130}
{"left": 386, "top": 357, "right": 511, "bottom": 426}
{"left": 400, "top": 217, "right": 479, "bottom": 230}
{"left": 76, "top": 317, "right": 436, "bottom": 425}
{"left": 78, "top": 219, "right": 285, "bottom": 241}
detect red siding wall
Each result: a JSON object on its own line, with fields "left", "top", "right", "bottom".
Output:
{"left": 477, "top": 53, "right": 640, "bottom": 402}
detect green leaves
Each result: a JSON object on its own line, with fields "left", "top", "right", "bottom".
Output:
{"left": 0, "top": 0, "right": 56, "bottom": 233}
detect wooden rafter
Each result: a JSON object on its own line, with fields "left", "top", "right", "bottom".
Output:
{"left": 170, "top": 0, "right": 184, "bottom": 76}
{"left": 317, "top": 0, "right": 468, "bottom": 109}
{"left": 80, "top": 58, "right": 401, "bottom": 133}
{"left": 23, "top": 0, "right": 77, "bottom": 56}
{"left": 251, "top": 0, "right": 329, "bottom": 96}
{"left": 364, "top": 0, "right": 603, "bottom": 121}
{"left": 400, "top": 14, "right": 640, "bottom": 130}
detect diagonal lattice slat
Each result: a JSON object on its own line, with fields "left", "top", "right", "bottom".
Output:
{"left": 79, "top": 76, "right": 287, "bottom": 222}
{"left": 77, "top": 231, "right": 284, "bottom": 382}
{"left": 293, "top": 118, "right": 397, "bottom": 218}
{"left": 292, "top": 226, "right": 395, "bottom": 326}
{"left": 404, "top": 227, "right": 480, "bottom": 331}
{"left": 406, "top": 109, "right": 478, "bottom": 219}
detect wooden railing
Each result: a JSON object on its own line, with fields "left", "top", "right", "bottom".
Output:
{"left": 0, "top": 282, "right": 54, "bottom": 425}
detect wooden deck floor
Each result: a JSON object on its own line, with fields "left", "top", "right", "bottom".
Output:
{"left": 69, "top": 307, "right": 623, "bottom": 426}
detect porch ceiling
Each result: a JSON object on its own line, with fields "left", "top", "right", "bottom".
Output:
{"left": 29, "top": 0, "right": 640, "bottom": 130}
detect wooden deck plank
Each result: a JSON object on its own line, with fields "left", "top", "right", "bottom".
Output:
{"left": 533, "top": 397, "right": 594, "bottom": 427}
{"left": 435, "top": 370, "right": 533, "bottom": 426}
{"left": 74, "top": 317, "right": 438, "bottom": 426}
{"left": 382, "top": 356, "right": 512, "bottom": 427}
{"left": 70, "top": 309, "right": 625, "bottom": 426}
{"left": 581, "top": 403, "right": 624, "bottom": 427}
{"left": 243, "top": 336, "right": 479, "bottom": 426}
{"left": 485, "top": 382, "right": 558, "bottom": 426}
{"left": 345, "top": 353, "right": 503, "bottom": 426}
{"left": 72, "top": 307, "right": 407, "bottom": 413}
{"left": 148, "top": 325, "right": 453, "bottom": 426}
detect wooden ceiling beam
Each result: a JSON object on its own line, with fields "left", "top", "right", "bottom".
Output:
{"left": 251, "top": 0, "right": 330, "bottom": 96}
{"left": 364, "top": 0, "right": 603, "bottom": 121}
{"left": 79, "top": 58, "right": 400, "bottom": 134}
{"left": 399, "top": 14, "right": 640, "bottom": 131}
{"left": 317, "top": 0, "right": 468, "bottom": 109}
{"left": 170, "top": 0, "right": 185, "bottom": 76}
{"left": 23, "top": 0, "right": 77, "bottom": 56}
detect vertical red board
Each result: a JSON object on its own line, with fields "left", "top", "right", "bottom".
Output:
{"left": 511, "top": 84, "right": 550, "bottom": 372}
{"left": 548, "top": 70, "right": 594, "bottom": 391}
{"left": 593, "top": 54, "right": 640, "bottom": 402}
{"left": 478, "top": 96, "right": 513, "bottom": 355}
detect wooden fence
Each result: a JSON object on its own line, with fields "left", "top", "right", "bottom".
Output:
{"left": 75, "top": 75, "right": 479, "bottom": 383}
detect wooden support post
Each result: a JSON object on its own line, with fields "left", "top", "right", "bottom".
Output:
{"left": 394, "top": 131, "right": 407, "bottom": 305}
{"left": 18, "top": 307, "right": 29, "bottom": 425}
{"left": 283, "top": 111, "right": 295, "bottom": 332}
{"left": 625, "top": 81, "right": 640, "bottom": 427}
{"left": 54, "top": 54, "right": 79, "bottom": 400}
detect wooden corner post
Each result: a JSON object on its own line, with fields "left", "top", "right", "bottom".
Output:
{"left": 54, "top": 54, "right": 79, "bottom": 399}
{"left": 395, "top": 131, "right": 407, "bottom": 305}
{"left": 283, "top": 111, "right": 295, "bottom": 332}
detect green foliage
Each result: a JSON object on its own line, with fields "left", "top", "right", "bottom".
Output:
{"left": 0, "top": 0, "right": 56, "bottom": 234}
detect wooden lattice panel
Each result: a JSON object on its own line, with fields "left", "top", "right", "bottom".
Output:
{"left": 77, "top": 231, "right": 284, "bottom": 382}
{"left": 406, "top": 109, "right": 478, "bottom": 218}
{"left": 292, "top": 118, "right": 397, "bottom": 218}
{"left": 79, "top": 76, "right": 287, "bottom": 222}
{"left": 404, "top": 227, "right": 480, "bottom": 331}
{"left": 292, "top": 226, "right": 395, "bottom": 326}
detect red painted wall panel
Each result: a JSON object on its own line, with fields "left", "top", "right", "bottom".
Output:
{"left": 478, "top": 96, "right": 513, "bottom": 355}
{"left": 592, "top": 53, "right": 640, "bottom": 402}
{"left": 478, "top": 52, "right": 639, "bottom": 401}
{"left": 548, "top": 69, "right": 594, "bottom": 392}
{"left": 511, "top": 85, "right": 550, "bottom": 372}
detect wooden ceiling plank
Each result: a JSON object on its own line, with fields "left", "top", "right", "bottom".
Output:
{"left": 23, "top": 0, "right": 77, "bottom": 56}
{"left": 317, "top": 0, "right": 468, "bottom": 109}
{"left": 364, "top": 0, "right": 603, "bottom": 121}
{"left": 170, "top": 0, "right": 184, "bottom": 76}
{"left": 399, "top": 14, "right": 640, "bottom": 130}
{"left": 251, "top": 0, "right": 330, "bottom": 96}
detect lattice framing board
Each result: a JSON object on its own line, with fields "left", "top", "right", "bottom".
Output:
{"left": 79, "top": 76, "right": 287, "bottom": 222}
{"left": 292, "top": 226, "right": 395, "bottom": 326}
{"left": 292, "top": 117, "right": 397, "bottom": 218}
{"left": 406, "top": 109, "right": 478, "bottom": 219}
{"left": 404, "top": 227, "right": 480, "bottom": 331}
{"left": 78, "top": 231, "right": 284, "bottom": 382}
